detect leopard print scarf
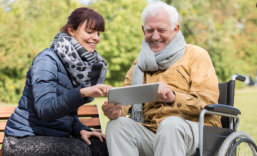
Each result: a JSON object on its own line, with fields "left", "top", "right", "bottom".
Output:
{"left": 51, "top": 32, "right": 107, "bottom": 88}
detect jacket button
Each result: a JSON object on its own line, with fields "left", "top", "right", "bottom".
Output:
{"left": 177, "top": 103, "right": 181, "bottom": 107}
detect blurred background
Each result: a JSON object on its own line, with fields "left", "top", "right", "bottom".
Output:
{"left": 0, "top": 0, "right": 256, "bottom": 140}
{"left": 0, "top": 0, "right": 256, "bottom": 103}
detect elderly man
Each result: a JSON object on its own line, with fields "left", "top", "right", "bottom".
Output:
{"left": 102, "top": 1, "right": 221, "bottom": 156}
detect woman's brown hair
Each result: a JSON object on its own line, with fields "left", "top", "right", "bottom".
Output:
{"left": 60, "top": 7, "right": 105, "bottom": 34}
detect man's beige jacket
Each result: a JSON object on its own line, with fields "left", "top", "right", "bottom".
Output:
{"left": 121, "top": 44, "right": 221, "bottom": 132}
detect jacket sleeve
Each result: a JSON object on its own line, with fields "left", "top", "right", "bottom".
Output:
{"left": 173, "top": 47, "right": 219, "bottom": 115}
{"left": 31, "top": 53, "right": 93, "bottom": 121}
{"left": 71, "top": 115, "right": 92, "bottom": 138}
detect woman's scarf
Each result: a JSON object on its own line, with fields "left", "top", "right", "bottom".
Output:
{"left": 130, "top": 31, "right": 186, "bottom": 122}
{"left": 51, "top": 32, "right": 107, "bottom": 88}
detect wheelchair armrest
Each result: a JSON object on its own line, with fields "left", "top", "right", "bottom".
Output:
{"left": 204, "top": 104, "right": 241, "bottom": 115}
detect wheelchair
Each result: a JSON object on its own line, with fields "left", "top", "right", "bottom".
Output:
{"left": 198, "top": 74, "right": 257, "bottom": 156}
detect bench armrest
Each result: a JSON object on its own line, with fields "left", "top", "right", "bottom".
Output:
{"left": 204, "top": 104, "right": 241, "bottom": 115}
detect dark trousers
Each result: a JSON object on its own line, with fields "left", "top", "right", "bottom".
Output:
{"left": 2, "top": 135, "right": 108, "bottom": 156}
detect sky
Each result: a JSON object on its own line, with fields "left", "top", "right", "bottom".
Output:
{"left": 79, "top": 0, "right": 90, "bottom": 5}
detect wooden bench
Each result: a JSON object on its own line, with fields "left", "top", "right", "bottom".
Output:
{"left": 0, "top": 104, "right": 102, "bottom": 156}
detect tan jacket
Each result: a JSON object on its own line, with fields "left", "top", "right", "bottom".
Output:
{"left": 121, "top": 44, "right": 221, "bottom": 132}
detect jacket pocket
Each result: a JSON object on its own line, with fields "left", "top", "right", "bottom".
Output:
{"left": 176, "top": 66, "right": 189, "bottom": 85}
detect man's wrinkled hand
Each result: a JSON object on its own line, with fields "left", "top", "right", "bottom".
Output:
{"left": 156, "top": 82, "right": 175, "bottom": 103}
{"left": 102, "top": 101, "right": 122, "bottom": 120}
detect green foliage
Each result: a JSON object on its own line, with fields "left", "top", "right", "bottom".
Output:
{"left": 163, "top": 0, "right": 257, "bottom": 82}
{"left": 0, "top": 0, "right": 256, "bottom": 103}
{"left": 91, "top": 0, "right": 147, "bottom": 86}
{"left": 0, "top": 0, "right": 82, "bottom": 103}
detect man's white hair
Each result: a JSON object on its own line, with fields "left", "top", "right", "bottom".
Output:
{"left": 141, "top": 1, "right": 179, "bottom": 30}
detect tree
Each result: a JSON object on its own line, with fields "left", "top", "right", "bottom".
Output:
{"left": 162, "top": 0, "right": 257, "bottom": 82}
{"left": 91, "top": 0, "right": 147, "bottom": 86}
{"left": 0, "top": 0, "right": 82, "bottom": 103}
{"left": 0, "top": 0, "right": 148, "bottom": 102}
{"left": 1, "top": 0, "right": 256, "bottom": 103}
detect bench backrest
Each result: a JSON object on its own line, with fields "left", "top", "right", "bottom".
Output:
{"left": 0, "top": 104, "right": 101, "bottom": 146}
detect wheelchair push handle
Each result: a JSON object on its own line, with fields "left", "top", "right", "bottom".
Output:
{"left": 232, "top": 74, "right": 246, "bottom": 81}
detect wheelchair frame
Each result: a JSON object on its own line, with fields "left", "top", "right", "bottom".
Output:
{"left": 198, "top": 74, "right": 257, "bottom": 156}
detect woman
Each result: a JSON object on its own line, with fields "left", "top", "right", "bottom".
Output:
{"left": 2, "top": 7, "right": 110, "bottom": 156}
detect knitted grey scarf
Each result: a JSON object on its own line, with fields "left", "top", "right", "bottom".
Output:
{"left": 51, "top": 32, "right": 107, "bottom": 88}
{"left": 130, "top": 31, "right": 186, "bottom": 122}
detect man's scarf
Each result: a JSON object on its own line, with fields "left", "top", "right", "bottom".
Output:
{"left": 51, "top": 32, "right": 107, "bottom": 88}
{"left": 130, "top": 31, "right": 186, "bottom": 122}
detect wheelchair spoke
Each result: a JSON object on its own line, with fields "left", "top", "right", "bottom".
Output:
{"left": 227, "top": 138, "right": 257, "bottom": 156}
{"left": 217, "top": 132, "right": 257, "bottom": 156}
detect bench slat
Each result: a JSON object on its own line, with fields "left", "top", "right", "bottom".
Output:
{"left": 80, "top": 118, "right": 100, "bottom": 128}
{"left": 78, "top": 105, "right": 98, "bottom": 116}
{"left": 0, "top": 118, "right": 100, "bottom": 131}
{"left": 0, "top": 121, "right": 6, "bottom": 132}
{"left": 0, "top": 105, "right": 98, "bottom": 118}
{"left": 0, "top": 107, "right": 16, "bottom": 119}
{"left": 0, "top": 133, "right": 3, "bottom": 144}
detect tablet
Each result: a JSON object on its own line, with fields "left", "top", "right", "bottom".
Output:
{"left": 108, "top": 83, "right": 159, "bottom": 105}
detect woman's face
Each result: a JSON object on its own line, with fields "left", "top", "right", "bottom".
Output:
{"left": 69, "top": 20, "right": 101, "bottom": 52}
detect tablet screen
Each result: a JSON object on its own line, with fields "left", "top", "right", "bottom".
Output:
{"left": 108, "top": 83, "right": 159, "bottom": 105}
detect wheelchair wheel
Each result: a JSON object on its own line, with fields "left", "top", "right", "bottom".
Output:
{"left": 217, "top": 131, "right": 257, "bottom": 156}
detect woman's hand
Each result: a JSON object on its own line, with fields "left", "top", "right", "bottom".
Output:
{"left": 80, "top": 129, "right": 105, "bottom": 145}
{"left": 102, "top": 101, "right": 122, "bottom": 120}
{"left": 156, "top": 82, "right": 176, "bottom": 103}
{"left": 80, "top": 84, "right": 112, "bottom": 98}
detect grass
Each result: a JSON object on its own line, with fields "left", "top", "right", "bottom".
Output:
{"left": 234, "top": 87, "right": 257, "bottom": 143}
{"left": 1, "top": 87, "right": 257, "bottom": 144}
{"left": 89, "top": 97, "right": 109, "bottom": 133}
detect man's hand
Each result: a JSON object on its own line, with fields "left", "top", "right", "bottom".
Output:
{"left": 80, "top": 130, "right": 105, "bottom": 145}
{"left": 80, "top": 84, "right": 112, "bottom": 98}
{"left": 156, "top": 82, "right": 175, "bottom": 103}
{"left": 102, "top": 101, "right": 122, "bottom": 120}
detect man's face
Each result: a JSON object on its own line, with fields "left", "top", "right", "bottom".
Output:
{"left": 142, "top": 11, "right": 178, "bottom": 52}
